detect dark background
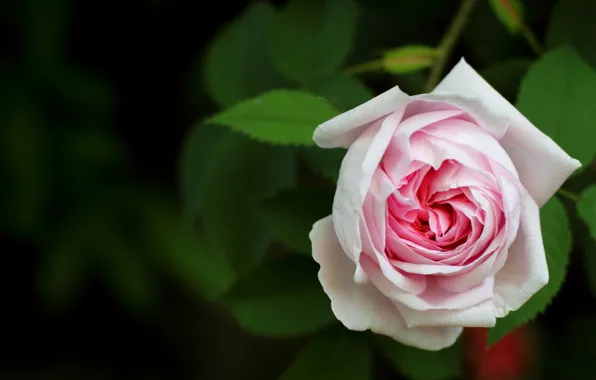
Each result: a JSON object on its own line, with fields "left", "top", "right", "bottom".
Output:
{"left": 2, "top": 0, "right": 594, "bottom": 378}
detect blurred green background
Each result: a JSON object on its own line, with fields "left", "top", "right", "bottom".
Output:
{"left": 3, "top": 0, "right": 596, "bottom": 378}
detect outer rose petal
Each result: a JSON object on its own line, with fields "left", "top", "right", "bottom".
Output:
{"left": 434, "top": 58, "right": 581, "bottom": 206}
{"left": 332, "top": 112, "right": 404, "bottom": 264}
{"left": 313, "top": 86, "right": 410, "bottom": 148}
{"left": 395, "top": 299, "right": 497, "bottom": 328}
{"left": 409, "top": 93, "right": 509, "bottom": 139}
{"left": 493, "top": 193, "right": 549, "bottom": 315}
{"left": 310, "top": 216, "right": 463, "bottom": 351}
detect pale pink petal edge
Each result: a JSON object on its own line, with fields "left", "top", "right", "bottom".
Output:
{"left": 310, "top": 215, "right": 462, "bottom": 351}
{"left": 434, "top": 58, "right": 581, "bottom": 206}
{"left": 313, "top": 86, "right": 410, "bottom": 149}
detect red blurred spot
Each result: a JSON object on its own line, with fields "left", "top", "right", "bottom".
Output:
{"left": 463, "top": 327, "right": 533, "bottom": 380}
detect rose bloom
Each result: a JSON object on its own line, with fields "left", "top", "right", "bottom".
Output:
{"left": 309, "top": 59, "right": 580, "bottom": 351}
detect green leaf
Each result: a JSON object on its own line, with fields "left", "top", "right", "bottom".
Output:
{"left": 260, "top": 188, "right": 333, "bottom": 254}
{"left": 144, "top": 200, "right": 235, "bottom": 301}
{"left": 546, "top": 0, "right": 596, "bottom": 69}
{"left": 310, "top": 75, "right": 373, "bottom": 111}
{"left": 45, "top": 66, "right": 116, "bottom": 118}
{"left": 57, "top": 127, "right": 126, "bottom": 204}
{"left": 300, "top": 147, "right": 346, "bottom": 183}
{"left": 38, "top": 230, "right": 90, "bottom": 312}
{"left": 224, "top": 257, "right": 336, "bottom": 337}
{"left": 21, "top": 0, "right": 72, "bottom": 70}
{"left": 99, "top": 229, "right": 159, "bottom": 315}
{"left": 480, "top": 58, "right": 533, "bottom": 101}
{"left": 576, "top": 185, "right": 596, "bottom": 300}
{"left": 516, "top": 46, "right": 596, "bottom": 167}
{"left": 488, "top": 196, "right": 572, "bottom": 345}
{"left": 90, "top": 194, "right": 161, "bottom": 315}
{"left": 382, "top": 45, "right": 441, "bottom": 75}
{"left": 489, "top": 0, "right": 525, "bottom": 34}
{"left": 578, "top": 185, "right": 596, "bottom": 241}
{"left": 202, "top": 2, "right": 286, "bottom": 107}
{"left": 201, "top": 132, "right": 296, "bottom": 272}
{"left": 208, "top": 90, "right": 338, "bottom": 146}
{"left": 0, "top": 96, "right": 47, "bottom": 236}
{"left": 179, "top": 122, "right": 228, "bottom": 225}
{"left": 280, "top": 328, "right": 371, "bottom": 380}
{"left": 269, "top": 0, "right": 359, "bottom": 84}
{"left": 375, "top": 336, "right": 462, "bottom": 380}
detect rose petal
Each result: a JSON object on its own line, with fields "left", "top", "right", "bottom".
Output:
{"left": 390, "top": 276, "right": 495, "bottom": 312}
{"left": 493, "top": 193, "right": 549, "bottom": 315}
{"left": 313, "top": 86, "right": 410, "bottom": 148}
{"left": 434, "top": 58, "right": 581, "bottom": 206}
{"left": 362, "top": 169, "right": 395, "bottom": 253}
{"left": 359, "top": 254, "right": 426, "bottom": 297}
{"left": 384, "top": 110, "right": 465, "bottom": 180}
{"left": 395, "top": 299, "right": 497, "bottom": 328}
{"left": 333, "top": 111, "right": 404, "bottom": 264}
{"left": 360, "top": 171, "right": 427, "bottom": 294}
{"left": 421, "top": 118, "right": 519, "bottom": 178}
{"left": 310, "top": 216, "right": 462, "bottom": 351}
{"left": 407, "top": 94, "right": 510, "bottom": 140}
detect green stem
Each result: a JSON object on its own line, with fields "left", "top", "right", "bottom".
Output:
{"left": 343, "top": 59, "right": 384, "bottom": 76}
{"left": 557, "top": 188, "right": 580, "bottom": 202}
{"left": 424, "top": 0, "right": 478, "bottom": 92}
{"left": 520, "top": 24, "right": 543, "bottom": 55}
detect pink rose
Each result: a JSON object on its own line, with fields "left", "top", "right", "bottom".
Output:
{"left": 309, "top": 59, "right": 581, "bottom": 351}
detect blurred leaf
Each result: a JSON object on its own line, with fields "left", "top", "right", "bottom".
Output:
{"left": 375, "top": 336, "right": 461, "bottom": 380}
{"left": 40, "top": 193, "right": 161, "bottom": 315}
{"left": 145, "top": 201, "right": 235, "bottom": 300}
{"left": 462, "top": 1, "right": 528, "bottom": 66}
{"left": 564, "top": 187, "right": 596, "bottom": 300}
{"left": 21, "top": 0, "right": 72, "bottom": 70}
{"left": 208, "top": 90, "right": 338, "bottom": 146}
{"left": 0, "top": 97, "right": 46, "bottom": 236}
{"left": 310, "top": 75, "right": 373, "bottom": 111}
{"left": 280, "top": 328, "right": 370, "bottom": 380}
{"left": 547, "top": 0, "right": 596, "bottom": 69}
{"left": 45, "top": 67, "right": 116, "bottom": 118}
{"left": 100, "top": 228, "right": 159, "bottom": 316}
{"left": 576, "top": 185, "right": 596, "bottom": 300}
{"left": 269, "top": 0, "right": 359, "bottom": 84}
{"left": 61, "top": 128, "right": 124, "bottom": 169}
{"left": 201, "top": 132, "right": 296, "bottom": 272}
{"left": 90, "top": 194, "right": 161, "bottom": 315}
{"left": 260, "top": 188, "right": 333, "bottom": 254}
{"left": 489, "top": 0, "right": 525, "bottom": 34}
{"left": 203, "top": 2, "right": 286, "bottom": 107}
{"left": 488, "top": 196, "right": 572, "bottom": 345}
{"left": 577, "top": 185, "right": 596, "bottom": 241}
{"left": 480, "top": 58, "right": 533, "bottom": 101}
{"left": 350, "top": 0, "right": 453, "bottom": 62}
{"left": 38, "top": 229, "right": 89, "bottom": 312}
{"left": 179, "top": 123, "right": 228, "bottom": 225}
{"left": 58, "top": 127, "right": 126, "bottom": 202}
{"left": 382, "top": 45, "right": 441, "bottom": 75}
{"left": 393, "top": 71, "right": 428, "bottom": 96}
{"left": 300, "top": 147, "right": 346, "bottom": 182}
{"left": 223, "top": 256, "right": 336, "bottom": 337}
{"left": 516, "top": 46, "right": 596, "bottom": 166}
{"left": 549, "top": 315, "right": 596, "bottom": 379}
